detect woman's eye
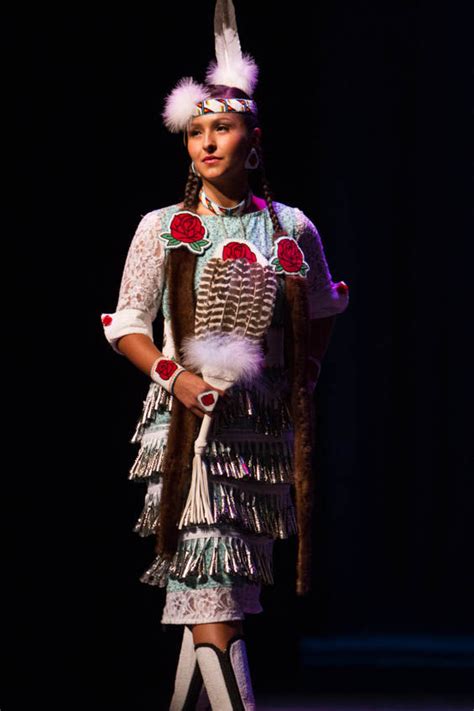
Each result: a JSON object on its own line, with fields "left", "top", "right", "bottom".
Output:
{"left": 190, "top": 125, "right": 229, "bottom": 136}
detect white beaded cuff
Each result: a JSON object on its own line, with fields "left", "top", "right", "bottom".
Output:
{"left": 196, "top": 390, "right": 220, "bottom": 413}
{"left": 150, "top": 355, "right": 186, "bottom": 394}
{"left": 100, "top": 308, "right": 153, "bottom": 355}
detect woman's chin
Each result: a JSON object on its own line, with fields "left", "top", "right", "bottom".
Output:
{"left": 201, "top": 165, "right": 226, "bottom": 175}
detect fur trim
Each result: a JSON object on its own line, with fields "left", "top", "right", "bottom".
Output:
{"left": 155, "top": 248, "right": 202, "bottom": 559}
{"left": 180, "top": 331, "right": 264, "bottom": 385}
{"left": 162, "top": 77, "right": 211, "bottom": 133}
{"left": 284, "top": 275, "right": 314, "bottom": 596}
{"left": 205, "top": 52, "right": 259, "bottom": 96}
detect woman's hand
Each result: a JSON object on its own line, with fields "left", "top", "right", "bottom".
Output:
{"left": 172, "top": 370, "right": 227, "bottom": 419}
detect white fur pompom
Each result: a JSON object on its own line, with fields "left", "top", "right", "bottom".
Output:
{"left": 180, "top": 332, "right": 264, "bottom": 385}
{"left": 205, "top": 52, "right": 259, "bottom": 96}
{"left": 161, "top": 77, "right": 211, "bottom": 133}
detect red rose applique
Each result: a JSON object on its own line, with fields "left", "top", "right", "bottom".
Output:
{"left": 102, "top": 315, "right": 113, "bottom": 326}
{"left": 270, "top": 236, "right": 309, "bottom": 277}
{"left": 158, "top": 210, "right": 212, "bottom": 255}
{"left": 222, "top": 241, "right": 257, "bottom": 263}
{"left": 201, "top": 392, "right": 216, "bottom": 407}
{"left": 155, "top": 359, "right": 179, "bottom": 381}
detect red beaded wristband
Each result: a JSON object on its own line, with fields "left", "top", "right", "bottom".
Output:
{"left": 150, "top": 355, "right": 186, "bottom": 394}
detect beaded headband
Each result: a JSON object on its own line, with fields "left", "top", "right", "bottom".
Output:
{"left": 162, "top": 0, "right": 259, "bottom": 134}
{"left": 192, "top": 98, "right": 257, "bottom": 117}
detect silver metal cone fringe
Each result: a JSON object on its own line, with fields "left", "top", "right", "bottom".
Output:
{"left": 130, "top": 366, "right": 293, "bottom": 445}
{"left": 129, "top": 366, "right": 296, "bottom": 588}
{"left": 130, "top": 382, "right": 173, "bottom": 444}
{"left": 133, "top": 476, "right": 296, "bottom": 539}
{"left": 129, "top": 436, "right": 294, "bottom": 484}
{"left": 139, "top": 529, "right": 275, "bottom": 587}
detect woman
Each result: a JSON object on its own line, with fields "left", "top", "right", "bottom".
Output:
{"left": 100, "top": 5, "right": 349, "bottom": 709}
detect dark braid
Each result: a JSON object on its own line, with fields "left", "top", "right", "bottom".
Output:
{"left": 183, "top": 163, "right": 201, "bottom": 210}
{"left": 255, "top": 144, "right": 284, "bottom": 235}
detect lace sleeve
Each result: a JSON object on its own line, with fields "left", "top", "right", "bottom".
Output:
{"left": 100, "top": 209, "right": 166, "bottom": 355}
{"left": 293, "top": 207, "right": 349, "bottom": 319}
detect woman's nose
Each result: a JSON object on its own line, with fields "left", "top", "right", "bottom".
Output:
{"left": 202, "top": 133, "right": 216, "bottom": 149}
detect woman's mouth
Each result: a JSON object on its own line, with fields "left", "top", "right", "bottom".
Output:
{"left": 202, "top": 157, "right": 222, "bottom": 164}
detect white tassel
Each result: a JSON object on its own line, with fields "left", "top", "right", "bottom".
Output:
{"left": 178, "top": 411, "right": 215, "bottom": 527}
{"left": 178, "top": 372, "right": 238, "bottom": 528}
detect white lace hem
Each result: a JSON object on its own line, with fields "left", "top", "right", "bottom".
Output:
{"left": 161, "top": 584, "right": 263, "bottom": 625}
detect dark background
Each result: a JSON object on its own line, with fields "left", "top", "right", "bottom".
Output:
{"left": 5, "top": 1, "right": 473, "bottom": 708}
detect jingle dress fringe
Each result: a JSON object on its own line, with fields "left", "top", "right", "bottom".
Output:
{"left": 128, "top": 374, "right": 297, "bottom": 593}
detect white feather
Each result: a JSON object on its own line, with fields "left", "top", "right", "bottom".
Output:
{"left": 180, "top": 332, "right": 264, "bottom": 385}
{"left": 162, "top": 77, "right": 211, "bottom": 133}
{"left": 205, "top": 52, "right": 259, "bottom": 96}
{"left": 205, "top": 0, "right": 259, "bottom": 96}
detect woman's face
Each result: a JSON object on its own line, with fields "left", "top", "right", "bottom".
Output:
{"left": 186, "top": 114, "right": 260, "bottom": 182}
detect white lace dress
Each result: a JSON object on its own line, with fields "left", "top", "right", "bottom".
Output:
{"left": 100, "top": 200, "right": 349, "bottom": 626}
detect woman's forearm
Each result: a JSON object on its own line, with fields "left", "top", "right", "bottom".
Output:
{"left": 116, "top": 333, "right": 164, "bottom": 377}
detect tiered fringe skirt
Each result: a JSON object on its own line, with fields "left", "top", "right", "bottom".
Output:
{"left": 128, "top": 366, "right": 297, "bottom": 625}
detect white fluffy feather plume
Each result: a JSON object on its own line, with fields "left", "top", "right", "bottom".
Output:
{"left": 205, "top": 0, "right": 259, "bottom": 95}
{"left": 205, "top": 52, "right": 259, "bottom": 96}
{"left": 162, "top": 77, "right": 211, "bottom": 133}
{"left": 180, "top": 331, "right": 264, "bottom": 385}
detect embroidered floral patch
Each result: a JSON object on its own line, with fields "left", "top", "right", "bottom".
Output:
{"left": 218, "top": 238, "right": 268, "bottom": 266}
{"left": 154, "top": 358, "right": 179, "bottom": 381}
{"left": 158, "top": 210, "right": 212, "bottom": 255}
{"left": 222, "top": 241, "right": 257, "bottom": 263}
{"left": 270, "top": 236, "right": 310, "bottom": 277}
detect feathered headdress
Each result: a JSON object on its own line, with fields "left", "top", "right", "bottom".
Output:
{"left": 161, "top": 0, "right": 259, "bottom": 134}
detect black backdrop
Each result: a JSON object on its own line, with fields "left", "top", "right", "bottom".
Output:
{"left": 5, "top": 1, "right": 473, "bottom": 708}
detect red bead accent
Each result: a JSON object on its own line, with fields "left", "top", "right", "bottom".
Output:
{"left": 201, "top": 393, "right": 216, "bottom": 407}
{"left": 102, "top": 315, "right": 113, "bottom": 326}
{"left": 155, "top": 359, "right": 179, "bottom": 380}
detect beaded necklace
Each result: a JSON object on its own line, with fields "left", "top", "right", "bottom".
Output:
{"left": 199, "top": 186, "right": 254, "bottom": 217}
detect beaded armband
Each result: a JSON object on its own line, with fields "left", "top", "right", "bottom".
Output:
{"left": 150, "top": 355, "right": 186, "bottom": 395}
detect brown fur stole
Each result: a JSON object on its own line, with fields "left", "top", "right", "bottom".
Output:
{"left": 155, "top": 243, "right": 315, "bottom": 596}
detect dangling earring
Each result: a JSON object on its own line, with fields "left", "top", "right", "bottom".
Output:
{"left": 244, "top": 147, "right": 260, "bottom": 170}
{"left": 191, "top": 161, "right": 200, "bottom": 177}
